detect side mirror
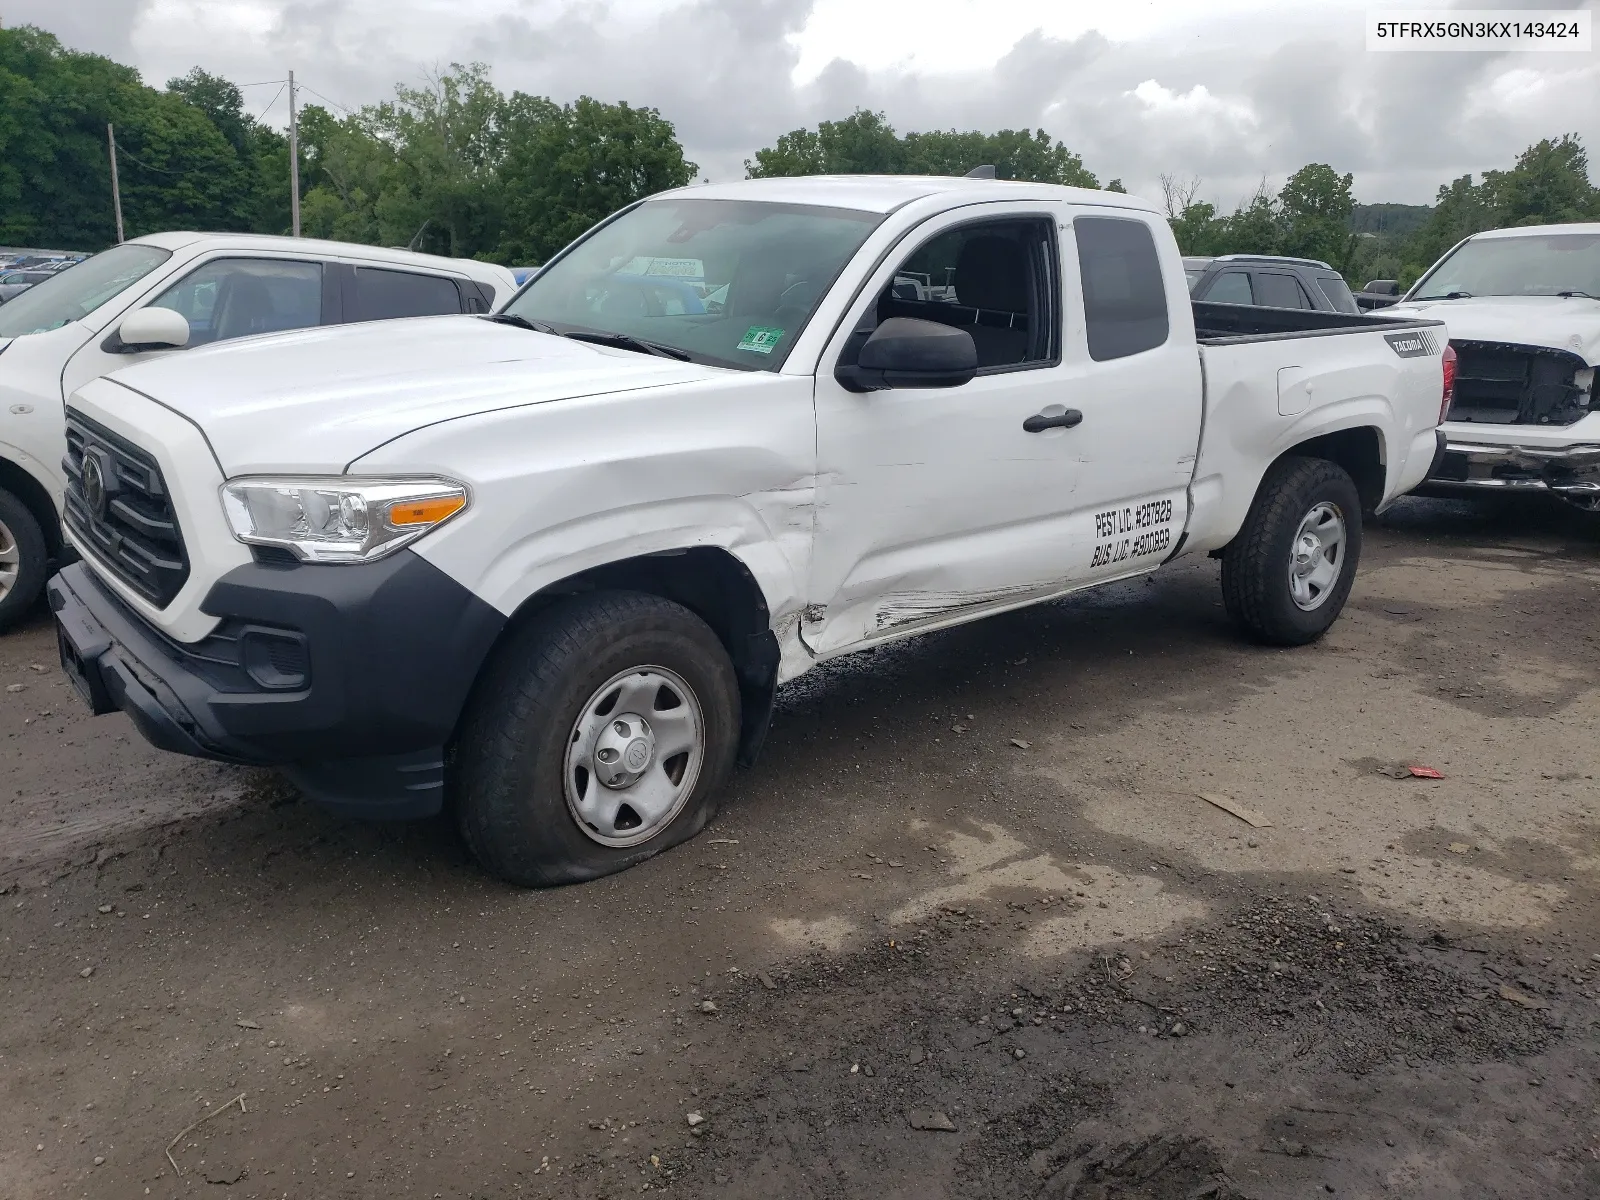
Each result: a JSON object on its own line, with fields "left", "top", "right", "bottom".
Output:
{"left": 111, "top": 308, "right": 191, "bottom": 353}
{"left": 835, "top": 317, "right": 978, "bottom": 392}
{"left": 1364, "top": 280, "right": 1400, "bottom": 296}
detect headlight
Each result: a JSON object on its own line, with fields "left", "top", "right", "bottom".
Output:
{"left": 221, "top": 477, "right": 468, "bottom": 563}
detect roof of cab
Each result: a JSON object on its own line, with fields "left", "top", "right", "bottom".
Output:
{"left": 122, "top": 231, "right": 515, "bottom": 285}
{"left": 1472, "top": 222, "right": 1600, "bottom": 240}
{"left": 652, "top": 175, "right": 1160, "bottom": 215}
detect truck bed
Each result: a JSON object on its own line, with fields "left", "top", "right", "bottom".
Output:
{"left": 1193, "top": 300, "right": 1440, "bottom": 344}
{"left": 1182, "top": 303, "right": 1449, "bottom": 559}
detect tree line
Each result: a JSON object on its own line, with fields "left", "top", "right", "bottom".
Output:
{"left": 3, "top": 24, "right": 1596, "bottom": 284}
{"left": 1158, "top": 134, "right": 1600, "bottom": 285}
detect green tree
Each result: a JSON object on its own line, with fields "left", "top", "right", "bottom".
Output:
{"left": 0, "top": 25, "right": 248, "bottom": 248}
{"left": 496, "top": 94, "right": 696, "bottom": 263}
{"left": 298, "top": 104, "right": 390, "bottom": 244}
{"left": 746, "top": 111, "right": 1099, "bottom": 185}
{"left": 1276, "top": 162, "right": 1355, "bottom": 267}
{"left": 363, "top": 63, "right": 508, "bottom": 256}
{"left": 166, "top": 66, "right": 293, "bottom": 234}
{"left": 1397, "top": 135, "right": 1598, "bottom": 281}
{"left": 1218, "top": 183, "right": 1280, "bottom": 256}
{"left": 1480, "top": 134, "right": 1596, "bottom": 225}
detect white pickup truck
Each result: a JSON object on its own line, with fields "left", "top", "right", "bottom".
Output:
{"left": 0, "top": 233, "right": 517, "bottom": 629}
{"left": 47, "top": 176, "right": 1450, "bottom": 886}
{"left": 1384, "top": 222, "right": 1600, "bottom": 509}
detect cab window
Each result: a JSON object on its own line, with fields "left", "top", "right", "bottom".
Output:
{"left": 1254, "top": 271, "right": 1312, "bottom": 310}
{"left": 874, "top": 218, "right": 1059, "bottom": 370}
{"left": 349, "top": 268, "right": 464, "bottom": 320}
{"left": 1074, "top": 216, "right": 1170, "bottom": 361}
{"left": 149, "top": 258, "right": 324, "bottom": 347}
{"left": 1203, "top": 271, "right": 1254, "bottom": 305}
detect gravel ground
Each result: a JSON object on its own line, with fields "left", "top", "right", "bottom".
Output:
{"left": 1, "top": 494, "right": 1597, "bottom": 1200}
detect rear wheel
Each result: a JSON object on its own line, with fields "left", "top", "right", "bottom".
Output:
{"left": 1222, "top": 456, "right": 1362, "bottom": 645}
{"left": 453, "top": 590, "right": 740, "bottom": 887}
{"left": 0, "top": 489, "right": 48, "bottom": 634}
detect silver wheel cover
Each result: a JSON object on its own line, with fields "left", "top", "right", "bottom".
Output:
{"left": 563, "top": 665, "right": 705, "bottom": 848}
{"left": 1288, "top": 501, "right": 1347, "bottom": 611}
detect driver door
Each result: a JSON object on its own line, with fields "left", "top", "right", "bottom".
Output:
{"left": 805, "top": 204, "right": 1088, "bottom": 656}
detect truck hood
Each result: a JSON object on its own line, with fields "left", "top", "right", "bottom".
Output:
{"left": 98, "top": 316, "right": 728, "bottom": 475}
{"left": 1385, "top": 296, "right": 1600, "bottom": 365}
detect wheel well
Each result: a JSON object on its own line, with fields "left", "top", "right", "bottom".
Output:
{"left": 1284, "top": 426, "right": 1385, "bottom": 516}
{"left": 0, "top": 457, "right": 63, "bottom": 557}
{"left": 503, "top": 548, "right": 781, "bottom": 767}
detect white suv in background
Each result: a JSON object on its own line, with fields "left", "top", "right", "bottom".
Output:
{"left": 0, "top": 233, "right": 517, "bottom": 629}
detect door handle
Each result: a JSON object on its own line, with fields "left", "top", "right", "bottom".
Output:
{"left": 1022, "top": 408, "right": 1083, "bottom": 433}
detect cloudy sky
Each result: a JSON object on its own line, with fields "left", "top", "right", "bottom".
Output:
{"left": 12, "top": 0, "right": 1599, "bottom": 207}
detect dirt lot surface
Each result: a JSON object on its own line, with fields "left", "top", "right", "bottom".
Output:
{"left": 3, "top": 495, "right": 1599, "bottom": 1200}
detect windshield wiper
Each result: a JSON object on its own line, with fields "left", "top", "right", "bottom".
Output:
{"left": 1557, "top": 290, "right": 1597, "bottom": 300}
{"left": 483, "top": 312, "right": 558, "bottom": 334}
{"left": 561, "top": 331, "right": 692, "bottom": 361}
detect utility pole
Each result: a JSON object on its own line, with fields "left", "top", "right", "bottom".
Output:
{"left": 107, "top": 124, "right": 125, "bottom": 244}
{"left": 288, "top": 70, "right": 301, "bottom": 237}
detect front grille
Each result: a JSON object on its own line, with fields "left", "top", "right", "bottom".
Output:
{"left": 1447, "top": 340, "right": 1593, "bottom": 427}
{"left": 63, "top": 411, "right": 190, "bottom": 607}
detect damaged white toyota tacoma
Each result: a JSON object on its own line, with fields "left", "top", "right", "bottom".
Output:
{"left": 1387, "top": 222, "right": 1600, "bottom": 508}
{"left": 48, "top": 176, "right": 1450, "bottom": 886}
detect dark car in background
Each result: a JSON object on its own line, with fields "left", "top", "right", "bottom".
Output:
{"left": 1183, "top": 254, "right": 1361, "bottom": 314}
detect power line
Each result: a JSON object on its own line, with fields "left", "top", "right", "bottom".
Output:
{"left": 298, "top": 84, "right": 357, "bottom": 116}
{"left": 256, "top": 82, "right": 287, "bottom": 123}
{"left": 234, "top": 79, "right": 288, "bottom": 88}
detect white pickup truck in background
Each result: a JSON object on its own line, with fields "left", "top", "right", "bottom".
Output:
{"left": 1387, "top": 222, "right": 1600, "bottom": 509}
{"left": 47, "top": 175, "right": 1449, "bottom": 886}
{"left": 0, "top": 233, "right": 517, "bottom": 630}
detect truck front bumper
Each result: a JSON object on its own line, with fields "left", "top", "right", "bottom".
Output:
{"left": 48, "top": 554, "right": 505, "bottom": 819}
{"left": 1423, "top": 438, "right": 1600, "bottom": 506}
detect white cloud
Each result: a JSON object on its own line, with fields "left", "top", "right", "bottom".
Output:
{"left": 7, "top": 0, "right": 1597, "bottom": 204}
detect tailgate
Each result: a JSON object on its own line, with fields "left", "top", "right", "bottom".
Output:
{"left": 1189, "top": 319, "right": 1447, "bottom": 550}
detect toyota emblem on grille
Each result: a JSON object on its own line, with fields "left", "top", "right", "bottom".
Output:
{"left": 81, "top": 451, "right": 109, "bottom": 520}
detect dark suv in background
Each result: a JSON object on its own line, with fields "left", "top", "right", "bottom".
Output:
{"left": 1183, "top": 254, "right": 1361, "bottom": 314}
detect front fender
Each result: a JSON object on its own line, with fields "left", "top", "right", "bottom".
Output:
{"left": 348, "top": 373, "right": 819, "bottom": 677}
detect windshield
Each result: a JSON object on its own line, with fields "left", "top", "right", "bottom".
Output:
{"left": 503, "top": 198, "right": 884, "bottom": 370}
{"left": 0, "top": 243, "right": 171, "bottom": 337}
{"left": 1411, "top": 232, "right": 1600, "bottom": 300}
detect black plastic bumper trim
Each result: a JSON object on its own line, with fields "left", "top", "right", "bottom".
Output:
{"left": 49, "top": 552, "right": 506, "bottom": 819}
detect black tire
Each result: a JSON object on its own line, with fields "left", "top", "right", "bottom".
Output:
{"left": 0, "top": 488, "right": 49, "bottom": 634}
{"left": 452, "top": 590, "right": 741, "bottom": 887}
{"left": 1221, "top": 456, "right": 1363, "bottom": 646}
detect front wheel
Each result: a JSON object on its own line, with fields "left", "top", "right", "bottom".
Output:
{"left": 452, "top": 590, "right": 741, "bottom": 887}
{"left": 1221, "top": 456, "right": 1362, "bottom": 645}
{"left": 0, "top": 489, "right": 49, "bottom": 634}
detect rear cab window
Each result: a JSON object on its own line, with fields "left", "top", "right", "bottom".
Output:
{"left": 1073, "top": 215, "right": 1170, "bottom": 361}
{"left": 349, "top": 268, "right": 464, "bottom": 320}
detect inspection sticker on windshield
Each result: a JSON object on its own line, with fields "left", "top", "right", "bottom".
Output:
{"left": 737, "top": 326, "right": 785, "bottom": 354}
